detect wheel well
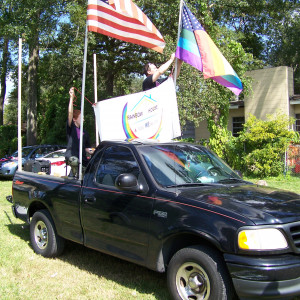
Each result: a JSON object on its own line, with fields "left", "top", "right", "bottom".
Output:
{"left": 161, "top": 233, "right": 222, "bottom": 270}
{"left": 28, "top": 202, "right": 48, "bottom": 220}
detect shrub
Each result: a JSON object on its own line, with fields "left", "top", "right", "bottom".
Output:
{"left": 207, "top": 121, "right": 231, "bottom": 159}
{"left": 177, "top": 137, "right": 196, "bottom": 143}
{"left": 229, "top": 112, "right": 299, "bottom": 178}
{"left": 0, "top": 125, "right": 18, "bottom": 157}
{"left": 244, "top": 146, "right": 284, "bottom": 177}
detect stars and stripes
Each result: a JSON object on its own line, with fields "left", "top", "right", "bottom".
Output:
{"left": 175, "top": 3, "right": 243, "bottom": 95}
{"left": 87, "top": 0, "right": 165, "bottom": 53}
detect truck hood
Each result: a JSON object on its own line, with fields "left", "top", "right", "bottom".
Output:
{"left": 177, "top": 183, "right": 300, "bottom": 224}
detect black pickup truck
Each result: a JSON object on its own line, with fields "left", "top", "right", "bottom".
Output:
{"left": 8, "top": 140, "right": 300, "bottom": 300}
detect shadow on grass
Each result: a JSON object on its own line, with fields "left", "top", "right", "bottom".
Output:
{"left": 0, "top": 178, "right": 13, "bottom": 181}
{"left": 6, "top": 222, "right": 171, "bottom": 300}
{"left": 4, "top": 214, "right": 30, "bottom": 243}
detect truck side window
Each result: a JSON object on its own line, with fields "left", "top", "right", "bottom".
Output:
{"left": 95, "top": 146, "right": 139, "bottom": 186}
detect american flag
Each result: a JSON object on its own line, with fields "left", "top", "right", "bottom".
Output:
{"left": 87, "top": 0, "right": 165, "bottom": 53}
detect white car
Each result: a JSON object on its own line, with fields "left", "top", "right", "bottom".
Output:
{"left": 36, "top": 149, "right": 70, "bottom": 176}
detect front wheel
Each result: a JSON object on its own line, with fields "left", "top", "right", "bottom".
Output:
{"left": 167, "top": 246, "right": 236, "bottom": 300}
{"left": 30, "top": 210, "right": 65, "bottom": 258}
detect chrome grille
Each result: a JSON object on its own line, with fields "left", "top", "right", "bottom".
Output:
{"left": 289, "top": 224, "right": 300, "bottom": 252}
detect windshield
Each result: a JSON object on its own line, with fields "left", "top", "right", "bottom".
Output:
{"left": 138, "top": 144, "right": 241, "bottom": 187}
{"left": 11, "top": 147, "right": 34, "bottom": 158}
{"left": 43, "top": 150, "right": 65, "bottom": 158}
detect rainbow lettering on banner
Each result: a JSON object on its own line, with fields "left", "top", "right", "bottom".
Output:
{"left": 122, "top": 94, "right": 163, "bottom": 139}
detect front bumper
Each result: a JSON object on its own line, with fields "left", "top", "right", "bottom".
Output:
{"left": 0, "top": 163, "right": 17, "bottom": 177}
{"left": 224, "top": 253, "right": 300, "bottom": 299}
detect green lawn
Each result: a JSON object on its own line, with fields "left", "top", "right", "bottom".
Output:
{"left": 1, "top": 177, "right": 299, "bottom": 300}
{"left": 244, "top": 174, "right": 300, "bottom": 194}
{"left": 0, "top": 180, "right": 169, "bottom": 300}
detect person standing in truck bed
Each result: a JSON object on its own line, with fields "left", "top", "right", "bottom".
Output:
{"left": 65, "top": 87, "right": 94, "bottom": 177}
{"left": 142, "top": 53, "right": 183, "bottom": 91}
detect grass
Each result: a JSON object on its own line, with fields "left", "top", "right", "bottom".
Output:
{"left": 1, "top": 176, "right": 299, "bottom": 300}
{"left": 244, "top": 174, "right": 300, "bottom": 194}
{"left": 0, "top": 180, "right": 169, "bottom": 300}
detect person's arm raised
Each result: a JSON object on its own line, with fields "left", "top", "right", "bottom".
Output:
{"left": 152, "top": 53, "right": 176, "bottom": 83}
{"left": 68, "top": 87, "right": 75, "bottom": 127}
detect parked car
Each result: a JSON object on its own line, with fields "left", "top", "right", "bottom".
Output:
{"left": 0, "top": 155, "right": 12, "bottom": 162}
{"left": 36, "top": 149, "right": 69, "bottom": 176}
{"left": 0, "top": 145, "right": 65, "bottom": 178}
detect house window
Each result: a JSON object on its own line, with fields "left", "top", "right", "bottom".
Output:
{"left": 232, "top": 117, "right": 245, "bottom": 137}
{"left": 181, "top": 121, "right": 195, "bottom": 139}
{"left": 296, "top": 114, "right": 300, "bottom": 133}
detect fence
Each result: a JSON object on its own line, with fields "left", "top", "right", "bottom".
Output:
{"left": 287, "top": 144, "right": 300, "bottom": 175}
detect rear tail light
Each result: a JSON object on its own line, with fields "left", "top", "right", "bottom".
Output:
{"left": 51, "top": 161, "right": 65, "bottom": 167}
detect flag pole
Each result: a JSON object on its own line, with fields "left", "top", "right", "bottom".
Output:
{"left": 79, "top": 24, "right": 88, "bottom": 181}
{"left": 18, "top": 37, "right": 22, "bottom": 172}
{"left": 93, "top": 53, "right": 99, "bottom": 146}
{"left": 173, "top": 0, "right": 183, "bottom": 192}
{"left": 174, "top": 0, "right": 184, "bottom": 88}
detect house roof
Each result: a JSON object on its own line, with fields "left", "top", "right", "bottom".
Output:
{"left": 229, "top": 100, "right": 244, "bottom": 109}
{"left": 290, "top": 95, "right": 300, "bottom": 104}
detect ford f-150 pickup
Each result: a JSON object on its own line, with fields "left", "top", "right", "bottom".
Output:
{"left": 8, "top": 140, "right": 300, "bottom": 300}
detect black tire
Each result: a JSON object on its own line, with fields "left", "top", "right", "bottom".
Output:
{"left": 30, "top": 209, "right": 65, "bottom": 258}
{"left": 167, "top": 246, "right": 236, "bottom": 300}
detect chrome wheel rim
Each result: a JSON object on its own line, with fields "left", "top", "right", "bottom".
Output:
{"left": 176, "top": 262, "right": 210, "bottom": 300}
{"left": 34, "top": 220, "right": 48, "bottom": 250}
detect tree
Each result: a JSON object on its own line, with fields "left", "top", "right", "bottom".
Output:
{"left": 3, "top": 0, "right": 260, "bottom": 151}
{"left": 19, "top": 0, "right": 68, "bottom": 145}
{"left": 268, "top": 8, "right": 300, "bottom": 93}
{"left": 1, "top": 0, "right": 68, "bottom": 144}
{"left": 210, "top": 0, "right": 300, "bottom": 93}
{"left": 0, "top": 37, "right": 9, "bottom": 125}
{"left": 0, "top": 0, "right": 15, "bottom": 126}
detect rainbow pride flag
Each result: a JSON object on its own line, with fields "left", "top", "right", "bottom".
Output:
{"left": 175, "top": 3, "right": 243, "bottom": 95}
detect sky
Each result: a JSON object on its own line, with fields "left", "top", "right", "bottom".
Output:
{"left": 4, "top": 76, "right": 14, "bottom": 105}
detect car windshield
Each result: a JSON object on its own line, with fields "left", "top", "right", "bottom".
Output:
{"left": 11, "top": 147, "right": 34, "bottom": 158}
{"left": 138, "top": 144, "right": 241, "bottom": 187}
{"left": 43, "top": 150, "right": 65, "bottom": 158}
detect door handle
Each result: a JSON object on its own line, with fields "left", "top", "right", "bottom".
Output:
{"left": 84, "top": 196, "right": 96, "bottom": 203}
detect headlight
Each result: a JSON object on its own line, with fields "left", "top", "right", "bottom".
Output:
{"left": 3, "top": 161, "right": 17, "bottom": 167}
{"left": 238, "top": 228, "right": 288, "bottom": 250}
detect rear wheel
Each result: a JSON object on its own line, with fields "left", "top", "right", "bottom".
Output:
{"left": 30, "top": 210, "right": 65, "bottom": 257}
{"left": 167, "top": 246, "right": 235, "bottom": 300}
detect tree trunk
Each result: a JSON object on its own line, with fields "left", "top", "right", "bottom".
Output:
{"left": 0, "top": 38, "right": 9, "bottom": 126}
{"left": 105, "top": 72, "right": 114, "bottom": 96}
{"left": 27, "top": 33, "right": 39, "bottom": 146}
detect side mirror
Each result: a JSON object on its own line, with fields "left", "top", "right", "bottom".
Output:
{"left": 115, "top": 173, "right": 144, "bottom": 193}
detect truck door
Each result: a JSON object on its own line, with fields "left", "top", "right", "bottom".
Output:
{"left": 81, "top": 145, "right": 153, "bottom": 265}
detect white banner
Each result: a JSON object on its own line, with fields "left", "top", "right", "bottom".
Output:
{"left": 94, "top": 78, "right": 181, "bottom": 142}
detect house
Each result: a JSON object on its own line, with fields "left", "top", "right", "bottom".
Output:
{"left": 189, "top": 66, "right": 300, "bottom": 140}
